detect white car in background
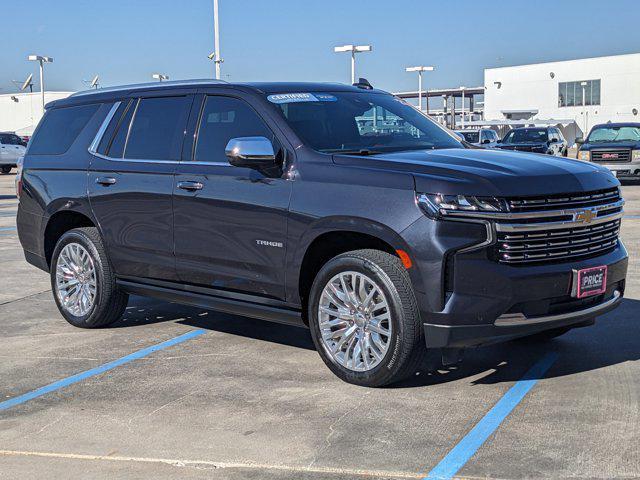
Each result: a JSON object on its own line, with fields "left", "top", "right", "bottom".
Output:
{"left": 0, "top": 132, "right": 27, "bottom": 174}
{"left": 455, "top": 128, "right": 500, "bottom": 148}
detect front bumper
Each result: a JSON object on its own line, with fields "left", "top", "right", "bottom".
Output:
{"left": 595, "top": 161, "right": 640, "bottom": 177}
{"left": 401, "top": 216, "right": 628, "bottom": 349}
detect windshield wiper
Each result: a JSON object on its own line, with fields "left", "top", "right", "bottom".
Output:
{"left": 325, "top": 149, "right": 381, "bottom": 156}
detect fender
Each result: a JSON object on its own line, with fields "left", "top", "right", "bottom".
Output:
{"left": 285, "top": 215, "right": 427, "bottom": 305}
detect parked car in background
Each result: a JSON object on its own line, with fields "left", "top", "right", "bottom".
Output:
{"left": 0, "top": 132, "right": 27, "bottom": 174}
{"left": 17, "top": 80, "right": 627, "bottom": 387}
{"left": 455, "top": 128, "right": 499, "bottom": 148}
{"left": 497, "top": 127, "right": 568, "bottom": 156}
{"left": 577, "top": 123, "right": 640, "bottom": 178}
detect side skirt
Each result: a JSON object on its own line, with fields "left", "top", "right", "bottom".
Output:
{"left": 116, "top": 278, "right": 306, "bottom": 328}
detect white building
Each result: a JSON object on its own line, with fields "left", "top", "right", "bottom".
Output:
{"left": 483, "top": 52, "right": 640, "bottom": 143}
{"left": 0, "top": 91, "right": 73, "bottom": 136}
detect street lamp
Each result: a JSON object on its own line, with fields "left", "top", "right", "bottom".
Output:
{"left": 27, "top": 55, "right": 53, "bottom": 112}
{"left": 152, "top": 73, "right": 169, "bottom": 82}
{"left": 334, "top": 44, "right": 372, "bottom": 84}
{"left": 211, "top": 0, "right": 223, "bottom": 80}
{"left": 460, "top": 86, "right": 466, "bottom": 128}
{"left": 405, "top": 66, "right": 434, "bottom": 113}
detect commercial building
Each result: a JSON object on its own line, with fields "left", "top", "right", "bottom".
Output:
{"left": 483, "top": 52, "right": 640, "bottom": 143}
{"left": 0, "top": 91, "right": 73, "bottom": 136}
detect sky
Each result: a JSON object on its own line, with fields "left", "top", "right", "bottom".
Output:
{"left": 2, "top": 0, "right": 640, "bottom": 94}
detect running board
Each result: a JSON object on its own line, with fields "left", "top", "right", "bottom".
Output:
{"left": 116, "top": 279, "right": 306, "bottom": 328}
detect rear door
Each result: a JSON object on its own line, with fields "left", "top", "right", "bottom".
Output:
{"left": 88, "top": 90, "right": 194, "bottom": 281}
{"left": 173, "top": 92, "right": 292, "bottom": 299}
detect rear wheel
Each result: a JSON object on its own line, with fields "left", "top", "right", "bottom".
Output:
{"left": 308, "top": 249, "right": 426, "bottom": 387}
{"left": 1, "top": 166, "right": 11, "bottom": 174}
{"left": 51, "top": 227, "right": 128, "bottom": 328}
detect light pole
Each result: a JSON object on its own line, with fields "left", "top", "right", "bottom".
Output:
{"left": 405, "top": 66, "right": 434, "bottom": 113}
{"left": 334, "top": 44, "right": 372, "bottom": 84}
{"left": 581, "top": 81, "right": 588, "bottom": 134}
{"left": 212, "top": 0, "right": 223, "bottom": 79}
{"left": 27, "top": 55, "right": 53, "bottom": 113}
{"left": 152, "top": 73, "right": 169, "bottom": 82}
{"left": 460, "top": 86, "right": 466, "bottom": 128}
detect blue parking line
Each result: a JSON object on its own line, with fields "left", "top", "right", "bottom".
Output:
{"left": 0, "top": 226, "right": 16, "bottom": 231}
{"left": 0, "top": 329, "right": 207, "bottom": 412}
{"left": 423, "top": 351, "right": 558, "bottom": 480}
{"left": 625, "top": 215, "right": 640, "bottom": 219}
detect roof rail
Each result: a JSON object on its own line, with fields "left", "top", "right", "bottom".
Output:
{"left": 70, "top": 79, "right": 228, "bottom": 98}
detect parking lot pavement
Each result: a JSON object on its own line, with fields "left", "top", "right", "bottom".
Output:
{"left": 1, "top": 173, "right": 639, "bottom": 479}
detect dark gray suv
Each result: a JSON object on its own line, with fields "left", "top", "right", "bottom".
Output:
{"left": 17, "top": 80, "right": 627, "bottom": 386}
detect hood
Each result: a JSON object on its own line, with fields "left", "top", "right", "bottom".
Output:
{"left": 332, "top": 148, "right": 618, "bottom": 197}
{"left": 581, "top": 140, "right": 640, "bottom": 151}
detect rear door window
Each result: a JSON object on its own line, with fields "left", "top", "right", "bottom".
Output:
{"left": 124, "top": 96, "right": 192, "bottom": 160}
{"left": 28, "top": 103, "right": 100, "bottom": 155}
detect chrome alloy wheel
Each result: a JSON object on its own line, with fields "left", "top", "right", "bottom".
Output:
{"left": 318, "top": 271, "right": 392, "bottom": 372}
{"left": 55, "top": 243, "right": 97, "bottom": 317}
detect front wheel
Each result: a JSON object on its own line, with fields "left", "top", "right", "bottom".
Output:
{"left": 51, "top": 227, "right": 128, "bottom": 328}
{"left": 1, "top": 166, "right": 11, "bottom": 174}
{"left": 308, "top": 249, "right": 426, "bottom": 387}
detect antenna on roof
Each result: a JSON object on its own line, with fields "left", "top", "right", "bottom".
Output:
{"left": 353, "top": 77, "right": 373, "bottom": 90}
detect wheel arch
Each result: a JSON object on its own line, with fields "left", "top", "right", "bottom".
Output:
{"left": 289, "top": 217, "right": 423, "bottom": 322}
{"left": 43, "top": 209, "right": 97, "bottom": 268}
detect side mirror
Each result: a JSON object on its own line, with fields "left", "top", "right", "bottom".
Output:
{"left": 549, "top": 138, "right": 558, "bottom": 143}
{"left": 482, "top": 139, "right": 491, "bottom": 144}
{"left": 575, "top": 136, "right": 585, "bottom": 145}
{"left": 225, "top": 137, "right": 276, "bottom": 168}
{"left": 496, "top": 139, "right": 502, "bottom": 144}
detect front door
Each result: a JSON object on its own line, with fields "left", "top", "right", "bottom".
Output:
{"left": 88, "top": 92, "right": 194, "bottom": 281}
{"left": 173, "top": 94, "right": 292, "bottom": 300}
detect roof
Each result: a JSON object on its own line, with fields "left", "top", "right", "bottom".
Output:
{"left": 50, "top": 80, "right": 384, "bottom": 109}
{"left": 591, "top": 122, "right": 640, "bottom": 128}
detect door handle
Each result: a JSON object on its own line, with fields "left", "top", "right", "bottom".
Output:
{"left": 177, "top": 181, "right": 204, "bottom": 191}
{"left": 96, "top": 177, "right": 117, "bottom": 186}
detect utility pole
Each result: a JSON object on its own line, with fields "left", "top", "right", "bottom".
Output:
{"left": 213, "top": 0, "right": 222, "bottom": 80}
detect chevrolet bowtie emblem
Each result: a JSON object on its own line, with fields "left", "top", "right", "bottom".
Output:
{"left": 574, "top": 208, "right": 597, "bottom": 224}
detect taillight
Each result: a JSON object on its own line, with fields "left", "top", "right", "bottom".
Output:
{"left": 15, "top": 156, "right": 24, "bottom": 199}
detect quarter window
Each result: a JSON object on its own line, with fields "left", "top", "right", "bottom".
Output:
{"left": 195, "top": 96, "right": 276, "bottom": 162}
{"left": 124, "top": 96, "right": 192, "bottom": 160}
{"left": 28, "top": 104, "right": 99, "bottom": 155}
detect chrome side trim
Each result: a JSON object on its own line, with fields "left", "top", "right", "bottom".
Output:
{"left": 495, "top": 290, "right": 621, "bottom": 327}
{"left": 88, "top": 102, "right": 121, "bottom": 154}
{"left": 495, "top": 210, "right": 624, "bottom": 232}
{"left": 441, "top": 199, "right": 625, "bottom": 221}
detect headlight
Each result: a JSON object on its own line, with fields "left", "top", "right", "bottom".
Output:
{"left": 417, "top": 193, "right": 505, "bottom": 218}
{"left": 633, "top": 150, "right": 640, "bottom": 161}
{"left": 578, "top": 150, "right": 590, "bottom": 161}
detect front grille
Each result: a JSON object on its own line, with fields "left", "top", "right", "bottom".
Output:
{"left": 591, "top": 149, "right": 631, "bottom": 163}
{"left": 496, "top": 219, "right": 620, "bottom": 264}
{"left": 507, "top": 187, "right": 620, "bottom": 212}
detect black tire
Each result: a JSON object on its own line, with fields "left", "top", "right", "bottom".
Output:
{"left": 308, "top": 249, "right": 426, "bottom": 387}
{"left": 1, "top": 166, "right": 11, "bottom": 174}
{"left": 518, "top": 326, "right": 571, "bottom": 343}
{"left": 50, "top": 227, "right": 128, "bottom": 328}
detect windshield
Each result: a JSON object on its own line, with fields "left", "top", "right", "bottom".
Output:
{"left": 503, "top": 128, "right": 548, "bottom": 144}
{"left": 456, "top": 131, "right": 479, "bottom": 143}
{"left": 587, "top": 126, "right": 640, "bottom": 143}
{"left": 268, "top": 91, "right": 462, "bottom": 153}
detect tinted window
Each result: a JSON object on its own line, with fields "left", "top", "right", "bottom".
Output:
{"left": 97, "top": 101, "right": 130, "bottom": 155}
{"left": 272, "top": 91, "right": 461, "bottom": 153}
{"left": 457, "top": 131, "right": 479, "bottom": 143}
{"left": 107, "top": 100, "right": 136, "bottom": 158}
{"left": 0, "top": 134, "right": 23, "bottom": 145}
{"left": 503, "top": 128, "right": 549, "bottom": 144}
{"left": 195, "top": 96, "right": 275, "bottom": 162}
{"left": 28, "top": 104, "right": 99, "bottom": 155}
{"left": 124, "top": 96, "right": 191, "bottom": 160}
